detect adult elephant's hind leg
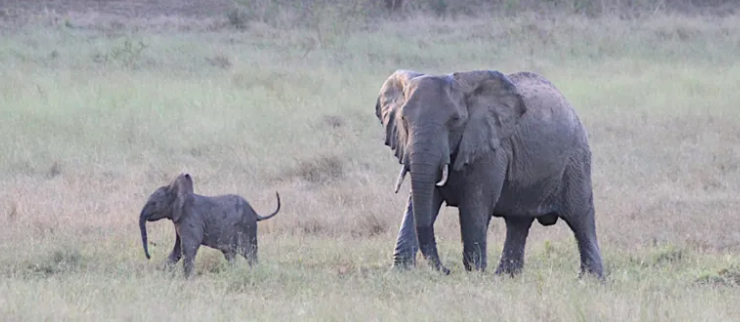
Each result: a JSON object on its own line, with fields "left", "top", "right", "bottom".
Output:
{"left": 560, "top": 155, "right": 604, "bottom": 280}
{"left": 563, "top": 201, "right": 604, "bottom": 280}
{"left": 494, "top": 216, "right": 534, "bottom": 276}
{"left": 392, "top": 194, "right": 417, "bottom": 268}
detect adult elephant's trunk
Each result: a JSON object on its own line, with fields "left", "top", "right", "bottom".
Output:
{"left": 409, "top": 161, "right": 437, "bottom": 229}
{"left": 408, "top": 149, "right": 448, "bottom": 272}
{"left": 139, "top": 209, "right": 151, "bottom": 260}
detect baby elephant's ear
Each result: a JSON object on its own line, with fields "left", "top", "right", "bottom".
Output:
{"left": 172, "top": 173, "right": 194, "bottom": 222}
{"left": 179, "top": 173, "right": 194, "bottom": 195}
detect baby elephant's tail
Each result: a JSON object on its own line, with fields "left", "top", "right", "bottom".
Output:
{"left": 256, "top": 191, "right": 281, "bottom": 221}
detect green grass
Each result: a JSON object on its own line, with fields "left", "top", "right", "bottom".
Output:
{"left": 2, "top": 9, "right": 740, "bottom": 321}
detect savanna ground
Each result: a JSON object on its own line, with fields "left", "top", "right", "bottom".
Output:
{"left": 1, "top": 0, "right": 740, "bottom": 320}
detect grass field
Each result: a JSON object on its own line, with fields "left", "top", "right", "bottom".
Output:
{"left": 2, "top": 2, "right": 740, "bottom": 321}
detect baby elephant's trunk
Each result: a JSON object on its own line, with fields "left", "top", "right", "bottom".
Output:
{"left": 256, "top": 192, "right": 281, "bottom": 222}
{"left": 139, "top": 210, "right": 151, "bottom": 259}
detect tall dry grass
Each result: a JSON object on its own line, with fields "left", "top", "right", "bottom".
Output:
{"left": 1, "top": 2, "right": 740, "bottom": 320}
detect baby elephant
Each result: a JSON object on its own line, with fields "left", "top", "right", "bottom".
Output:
{"left": 138, "top": 173, "right": 281, "bottom": 278}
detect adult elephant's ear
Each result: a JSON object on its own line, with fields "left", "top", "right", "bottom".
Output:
{"left": 171, "top": 173, "right": 194, "bottom": 222}
{"left": 375, "top": 70, "right": 424, "bottom": 164}
{"left": 451, "top": 70, "right": 526, "bottom": 171}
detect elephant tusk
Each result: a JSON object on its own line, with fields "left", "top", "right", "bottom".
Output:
{"left": 394, "top": 166, "right": 408, "bottom": 193}
{"left": 436, "top": 164, "right": 449, "bottom": 186}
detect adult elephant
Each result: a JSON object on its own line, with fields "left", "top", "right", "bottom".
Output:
{"left": 374, "top": 69, "right": 604, "bottom": 279}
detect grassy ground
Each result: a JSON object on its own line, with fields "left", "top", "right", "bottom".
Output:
{"left": 2, "top": 3, "right": 740, "bottom": 321}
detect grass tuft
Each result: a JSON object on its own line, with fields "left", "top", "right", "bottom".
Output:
{"left": 696, "top": 266, "right": 740, "bottom": 288}
{"left": 287, "top": 155, "right": 346, "bottom": 184}
{"left": 25, "top": 247, "right": 86, "bottom": 278}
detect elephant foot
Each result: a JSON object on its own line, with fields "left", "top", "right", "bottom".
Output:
{"left": 577, "top": 267, "right": 606, "bottom": 284}
{"left": 426, "top": 260, "right": 451, "bottom": 275}
{"left": 493, "top": 260, "right": 523, "bottom": 277}
{"left": 386, "top": 262, "right": 449, "bottom": 275}
{"left": 391, "top": 262, "right": 414, "bottom": 273}
{"left": 463, "top": 261, "right": 487, "bottom": 273}
{"left": 576, "top": 251, "right": 605, "bottom": 282}
{"left": 494, "top": 269, "right": 519, "bottom": 278}
{"left": 392, "top": 252, "right": 416, "bottom": 268}
{"left": 391, "top": 257, "right": 449, "bottom": 275}
{"left": 462, "top": 253, "right": 487, "bottom": 272}
{"left": 160, "top": 260, "right": 179, "bottom": 271}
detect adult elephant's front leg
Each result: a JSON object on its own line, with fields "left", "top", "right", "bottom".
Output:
{"left": 494, "top": 216, "right": 534, "bottom": 276}
{"left": 458, "top": 158, "right": 506, "bottom": 272}
{"left": 459, "top": 205, "right": 494, "bottom": 271}
{"left": 392, "top": 190, "right": 444, "bottom": 269}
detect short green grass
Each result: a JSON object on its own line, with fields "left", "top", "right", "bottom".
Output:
{"left": 2, "top": 8, "right": 740, "bottom": 321}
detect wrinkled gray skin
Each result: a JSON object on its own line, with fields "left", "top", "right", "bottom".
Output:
{"left": 375, "top": 70, "right": 604, "bottom": 279}
{"left": 139, "top": 173, "right": 281, "bottom": 278}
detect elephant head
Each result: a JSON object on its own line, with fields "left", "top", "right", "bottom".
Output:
{"left": 139, "top": 173, "right": 194, "bottom": 259}
{"left": 375, "top": 69, "right": 526, "bottom": 262}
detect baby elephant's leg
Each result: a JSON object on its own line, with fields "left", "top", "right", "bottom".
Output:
{"left": 165, "top": 234, "right": 182, "bottom": 266}
{"left": 243, "top": 242, "right": 258, "bottom": 266}
{"left": 239, "top": 224, "right": 259, "bottom": 266}
{"left": 181, "top": 239, "right": 201, "bottom": 278}
{"left": 222, "top": 247, "right": 237, "bottom": 265}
